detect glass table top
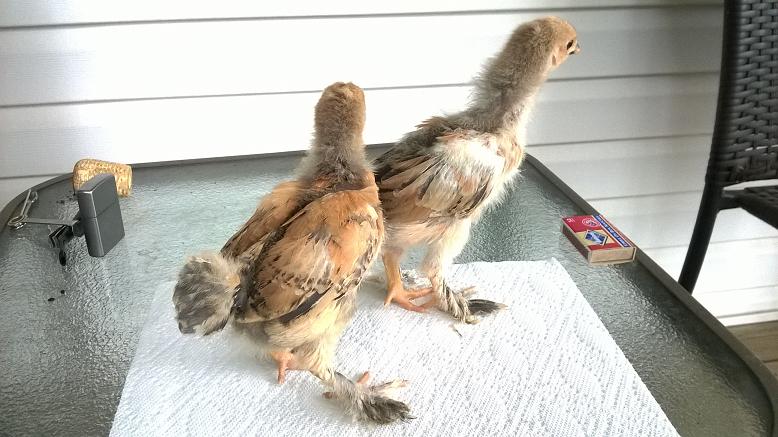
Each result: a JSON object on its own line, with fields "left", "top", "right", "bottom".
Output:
{"left": 0, "top": 151, "right": 776, "bottom": 436}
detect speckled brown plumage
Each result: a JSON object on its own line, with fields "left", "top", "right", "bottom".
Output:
{"left": 173, "top": 82, "right": 411, "bottom": 423}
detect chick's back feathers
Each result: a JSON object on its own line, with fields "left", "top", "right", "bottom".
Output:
{"left": 237, "top": 185, "right": 383, "bottom": 325}
{"left": 221, "top": 180, "right": 306, "bottom": 258}
{"left": 375, "top": 126, "right": 508, "bottom": 223}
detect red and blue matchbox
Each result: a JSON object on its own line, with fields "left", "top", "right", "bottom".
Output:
{"left": 562, "top": 215, "right": 636, "bottom": 265}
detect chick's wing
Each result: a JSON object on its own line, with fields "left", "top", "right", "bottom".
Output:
{"left": 222, "top": 181, "right": 304, "bottom": 258}
{"left": 375, "top": 129, "right": 505, "bottom": 222}
{"left": 246, "top": 186, "right": 383, "bottom": 324}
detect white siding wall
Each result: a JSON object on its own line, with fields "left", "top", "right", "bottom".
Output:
{"left": 1, "top": 1, "right": 776, "bottom": 325}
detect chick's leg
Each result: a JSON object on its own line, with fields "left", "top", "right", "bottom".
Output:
{"left": 269, "top": 349, "right": 299, "bottom": 384}
{"left": 422, "top": 219, "right": 505, "bottom": 324}
{"left": 289, "top": 312, "right": 412, "bottom": 424}
{"left": 382, "top": 246, "right": 433, "bottom": 313}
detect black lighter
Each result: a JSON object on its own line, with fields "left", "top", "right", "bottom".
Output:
{"left": 76, "top": 173, "right": 125, "bottom": 257}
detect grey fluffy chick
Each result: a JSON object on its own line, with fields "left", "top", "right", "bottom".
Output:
{"left": 374, "top": 17, "right": 580, "bottom": 323}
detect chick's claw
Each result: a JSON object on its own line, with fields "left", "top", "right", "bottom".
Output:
{"left": 322, "top": 371, "right": 409, "bottom": 399}
{"left": 459, "top": 286, "right": 477, "bottom": 298}
{"left": 357, "top": 371, "right": 371, "bottom": 385}
{"left": 384, "top": 286, "right": 433, "bottom": 313}
{"left": 358, "top": 371, "right": 410, "bottom": 397}
{"left": 270, "top": 350, "right": 299, "bottom": 384}
{"left": 368, "top": 378, "right": 410, "bottom": 397}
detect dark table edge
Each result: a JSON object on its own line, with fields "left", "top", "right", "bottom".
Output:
{"left": 2, "top": 150, "right": 776, "bottom": 436}
{"left": 526, "top": 154, "right": 778, "bottom": 437}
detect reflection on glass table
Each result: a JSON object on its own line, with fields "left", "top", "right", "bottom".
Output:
{"left": 0, "top": 152, "right": 776, "bottom": 436}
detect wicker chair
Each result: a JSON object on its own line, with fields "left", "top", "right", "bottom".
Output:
{"left": 679, "top": 0, "right": 778, "bottom": 292}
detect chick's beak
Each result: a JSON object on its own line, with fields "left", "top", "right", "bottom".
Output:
{"left": 573, "top": 43, "right": 581, "bottom": 54}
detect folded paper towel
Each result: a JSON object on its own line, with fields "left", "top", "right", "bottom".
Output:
{"left": 110, "top": 259, "right": 678, "bottom": 437}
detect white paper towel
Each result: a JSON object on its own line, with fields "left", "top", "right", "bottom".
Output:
{"left": 110, "top": 259, "right": 679, "bottom": 437}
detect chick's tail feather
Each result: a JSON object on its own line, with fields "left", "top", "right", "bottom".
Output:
{"left": 173, "top": 251, "right": 244, "bottom": 335}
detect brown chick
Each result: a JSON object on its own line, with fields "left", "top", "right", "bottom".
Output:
{"left": 172, "top": 82, "right": 411, "bottom": 424}
{"left": 374, "top": 17, "right": 580, "bottom": 323}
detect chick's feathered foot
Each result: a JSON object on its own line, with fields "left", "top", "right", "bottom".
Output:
{"left": 382, "top": 250, "right": 433, "bottom": 313}
{"left": 321, "top": 371, "right": 412, "bottom": 424}
{"left": 434, "top": 281, "right": 506, "bottom": 324}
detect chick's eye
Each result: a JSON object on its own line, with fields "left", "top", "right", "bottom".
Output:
{"left": 566, "top": 40, "right": 575, "bottom": 50}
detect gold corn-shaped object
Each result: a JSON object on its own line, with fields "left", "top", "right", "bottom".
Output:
{"left": 72, "top": 159, "right": 132, "bottom": 197}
